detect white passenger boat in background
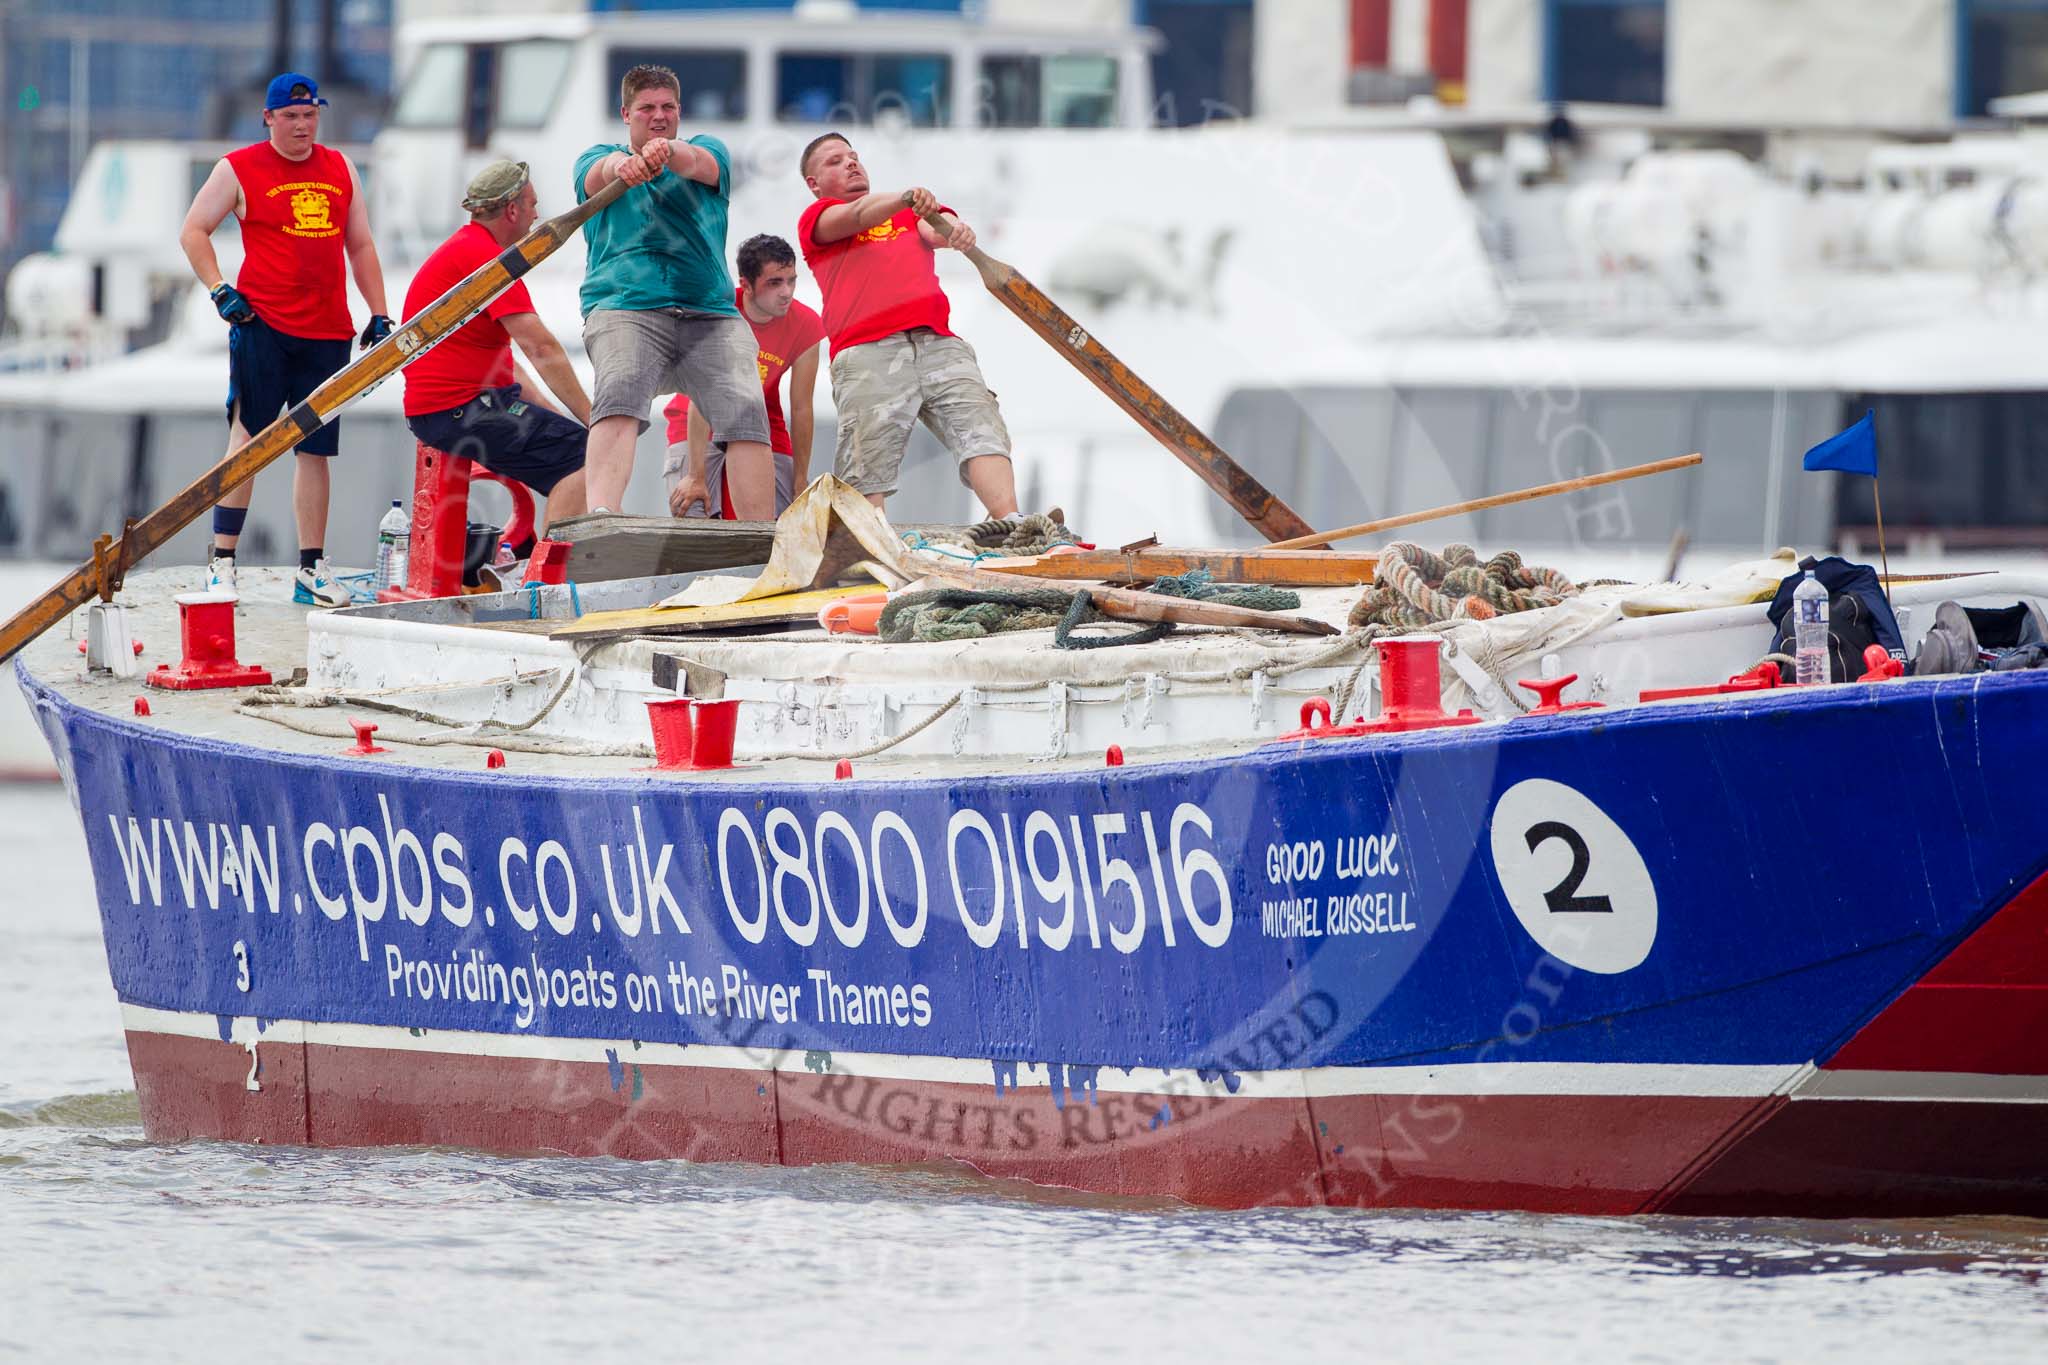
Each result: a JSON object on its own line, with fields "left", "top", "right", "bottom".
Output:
{"left": 5, "top": 4, "right": 2048, "bottom": 579}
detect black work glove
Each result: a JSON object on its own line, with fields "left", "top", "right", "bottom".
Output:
{"left": 359, "top": 314, "right": 394, "bottom": 350}
{"left": 209, "top": 282, "right": 256, "bottom": 325}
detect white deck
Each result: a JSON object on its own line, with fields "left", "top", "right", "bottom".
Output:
{"left": 21, "top": 554, "right": 2048, "bottom": 782}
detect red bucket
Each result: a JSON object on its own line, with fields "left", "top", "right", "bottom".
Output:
{"left": 689, "top": 698, "right": 740, "bottom": 770}
{"left": 645, "top": 697, "right": 695, "bottom": 770}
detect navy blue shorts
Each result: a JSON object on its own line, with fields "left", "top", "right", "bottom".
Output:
{"left": 226, "top": 317, "right": 351, "bottom": 457}
{"left": 405, "top": 385, "right": 587, "bottom": 496}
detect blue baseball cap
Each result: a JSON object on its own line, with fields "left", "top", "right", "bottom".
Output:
{"left": 264, "top": 73, "right": 328, "bottom": 111}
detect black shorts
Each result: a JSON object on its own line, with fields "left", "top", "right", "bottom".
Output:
{"left": 226, "top": 317, "right": 352, "bottom": 458}
{"left": 405, "top": 385, "right": 587, "bottom": 496}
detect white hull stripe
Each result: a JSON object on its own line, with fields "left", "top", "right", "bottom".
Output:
{"left": 120, "top": 1007, "right": 2048, "bottom": 1105}
{"left": 1789, "top": 1069, "right": 2048, "bottom": 1105}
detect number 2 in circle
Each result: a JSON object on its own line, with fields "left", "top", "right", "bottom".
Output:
{"left": 1489, "top": 778, "right": 1656, "bottom": 974}
{"left": 1523, "top": 821, "right": 1613, "bottom": 914}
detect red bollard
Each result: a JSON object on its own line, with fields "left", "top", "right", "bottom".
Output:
{"left": 380, "top": 443, "right": 470, "bottom": 603}
{"left": 344, "top": 720, "right": 387, "bottom": 756}
{"left": 145, "top": 593, "right": 271, "bottom": 690}
{"left": 689, "top": 699, "right": 740, "bottom": 770}
{"left": 486, "top": 749, "right": 507, "bottom": 769}
{"left": 380, "top": 442, "right": 536, "bottom": 603}
{"left": 1105, "top": 744, "right": 1125, "bottom": 767}
{"left": 526, "top": 539, "right": 572, "bottom": 586}
{"left": 133, "top": 696, "right": 151, "bottom": 716}
{"left": 646, "top": 698, "right": 695, "bottom": 770}
{"left": 1268, "top": 637, "right": 1480, "bottom": 743}
{"left": 834, "top": 759, "right": 854, "bottom": 780}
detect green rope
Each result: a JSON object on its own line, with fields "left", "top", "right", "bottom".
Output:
{"left": 880, "top": 587, "right": 1072, "bottom": 643}
{"left": 1149, "top": 567, "right": 1301, "bottom": 612}
{"left": 1053, "top": 591, "right": 1173, "bottom": 649}
{"left": 875, "top": 570, "right": 1302, "bottom": 649}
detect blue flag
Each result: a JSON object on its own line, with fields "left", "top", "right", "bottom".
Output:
{"left": 1803, "top": 409, "right": 1878, "bottom": 477}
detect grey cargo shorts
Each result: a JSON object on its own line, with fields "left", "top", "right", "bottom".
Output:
{"left": 829, "top": 328, "right": 1011, "bottom": 497}
{"left": 585, "top": 308, "right": 770, "bottom": 445}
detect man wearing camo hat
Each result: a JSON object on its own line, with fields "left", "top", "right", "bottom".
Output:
{"left": 401, "top": 160, "right": 590, "bottom": 540}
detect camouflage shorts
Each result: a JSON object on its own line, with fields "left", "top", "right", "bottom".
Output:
{"left": 829, "top": 328, "right": 1012, "bottom": 497}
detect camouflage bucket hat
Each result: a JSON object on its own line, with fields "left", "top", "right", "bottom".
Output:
{"left": 462, "top": 160, "right": 531, "bottom": 214}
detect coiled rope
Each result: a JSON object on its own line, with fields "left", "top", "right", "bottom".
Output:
{"left": 1350, "top": 542, "right": 1578, "bottom": 629}
{"left": 912, "top": 512, "right": 1080, "bottom": 562}
{"left": 878, "top": 568, "right": 1302, "bottom": 649}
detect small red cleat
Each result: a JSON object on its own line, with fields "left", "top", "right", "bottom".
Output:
{"left": 344, "top": 720, "right": 388, "bottom": 756}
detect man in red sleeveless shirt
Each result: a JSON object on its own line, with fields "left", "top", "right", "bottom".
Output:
{"left": 178, "top": 72, "right": 391, "bottom": 607}
{"left": 661, "top": 234, "right": 823, "bottom": 519}
{"left": 404, "top": 161, "right": 590, "bottom": 543}
{"left": 796, "top": 132, "right": 1017, "bottom": 520}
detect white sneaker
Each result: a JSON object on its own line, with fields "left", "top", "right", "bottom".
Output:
{"left": 293, "top": 560, "right": 351, "bottom": 609}
{"left": 205, "top": 555, "right": 239, "bottom": 601}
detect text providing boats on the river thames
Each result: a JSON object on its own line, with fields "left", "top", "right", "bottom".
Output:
{"left": 95, "top": 797, "right": 1237, "bottom": 1030}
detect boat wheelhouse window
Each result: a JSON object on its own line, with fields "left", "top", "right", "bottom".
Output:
{"left": 606, "top": 48, "right": 746, "bottom": 121}
{"left": 1547, "top": 0, "right": 1666, "bottom": 106}
{"left": 1960, "top": 0, "right": 2048, "bottom": 117}
{"left": 462, "top": 46, "right": 497, "bottom": 149}
{"left": 776, "top": 52, "right": 952, "bottom": 126}
{"left": 496, "top": 39, "right": 573, "bottom": 129}
{"left": 1840, "top": 393, "right": 2048, "bottom": 534}
{"left": 392, "top": 43, "right": 466, "bottom": 128}
{"left": 979, "top": 54, "right": 1118, "bottom": 128}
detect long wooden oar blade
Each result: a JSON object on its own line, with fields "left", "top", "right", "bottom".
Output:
{"left": 0, "top": 178, "right": 628, "bottom": 666}
{"left": 1265, "top": 453, "right": 1705, "bottom": 551}
{"left": 921, "top": 210, "right": 1312, "bottom": 545}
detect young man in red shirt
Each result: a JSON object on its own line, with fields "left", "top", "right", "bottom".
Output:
{"left": 661, "top": 234, "right": 823, "bottom": 520}
{"left": 178, "top": 72, "right": 391, "bottom": 607}
{"left": 401, "top": 161, "right": 591, "bottom": 539}
{"left": 795, "top": 132, "right": 1018, "bottom": 519}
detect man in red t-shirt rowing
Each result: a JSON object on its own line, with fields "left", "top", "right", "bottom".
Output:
{"left": 795, "top": 132, "right": 1018, "bottom": 519}
{"left": 179, "top": 72, "right": 391, "bottom": 607}
{"left": 401, "top": 161, "right": 591, "bottom": 543}
{"left": 661, "top": 234, "right": 823, "bottom": 520}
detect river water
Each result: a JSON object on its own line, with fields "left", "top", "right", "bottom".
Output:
{"left": 3, "top": 781, "right": 2046, "bottom": 1361}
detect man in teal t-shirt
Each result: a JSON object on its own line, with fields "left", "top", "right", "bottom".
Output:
{"left": 574, "top": 64, "right": 772, "bottom": 515}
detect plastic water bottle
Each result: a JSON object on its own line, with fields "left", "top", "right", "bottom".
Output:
{"left": 375, "top": 500, "right": 409, "bottom": 591}
{"left": 1794, "top": 569, "right": 1829, "bottom": 685}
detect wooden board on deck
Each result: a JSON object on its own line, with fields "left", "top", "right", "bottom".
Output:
{"left": 550, "top": 583, "right": 877, "bottom": 643}
{"left": 976, "top": 546, "right": 1379, "bottom": 586}
{"left": 546, "top": 513, "right": 967, "bottom": 584}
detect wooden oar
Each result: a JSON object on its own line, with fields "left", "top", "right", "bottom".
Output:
{"left": 977, "top": 545, "right": 1380, "bottom": 587}
{"left": 1264, "top": 453, "right": 1704, "bottom": 551}
{"left": 916, "top": 205, "right": 1313, "bottom": 544}
{"left": 0, "top": 177, "right": 631, "bottom": 666}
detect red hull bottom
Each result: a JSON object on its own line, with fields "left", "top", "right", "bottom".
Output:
{"left": 122, "top": 1025, "right": 2048, "bottom": 1215}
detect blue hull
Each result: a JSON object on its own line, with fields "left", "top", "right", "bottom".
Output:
{"left": 21, "top": 659, "right": 2048, "bottom": 1211}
